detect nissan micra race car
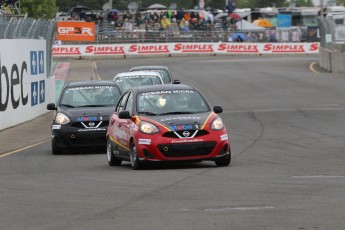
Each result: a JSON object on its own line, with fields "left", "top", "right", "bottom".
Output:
{"left": 106, "top": 84, "right": 231, "bottom": 169}
{"left": 47, "top": 80, "right": 122, "bottom": 154}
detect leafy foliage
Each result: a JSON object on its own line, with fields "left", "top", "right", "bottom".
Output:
{"left": 21, "top": 0, "right": 58, "bottom": 19}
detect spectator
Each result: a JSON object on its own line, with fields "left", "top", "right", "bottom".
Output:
{"left": 221, "top": 17, "right": 228, "bottom": 31}
{"left": 122, "top": 18, "right": 132, "bottom": 36}
{"left": 226, "top": 1, "right": 235, "bottom": 15}
{"left": 135, "top": 11, "right": 142, "bottom": 26}
{"left": 180, "top": 18, "right": 190, "bottom": 32}
{"left": 161, "top": 16, "right": 171, "bottom": 30}
{"left": 153, "top": 11, "right": 159, "bottom": 23}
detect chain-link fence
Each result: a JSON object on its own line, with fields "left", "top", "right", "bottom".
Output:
{"left": 0, "top": 15, "right": 56, "bottom": 76}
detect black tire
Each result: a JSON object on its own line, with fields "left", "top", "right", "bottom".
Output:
{"left": 52, "top": 141, "right": 63, "bottom": 155}
{"left": 130, "top": 141, "right": 141, "bottom": 170}
{"left": 215, "top": 154, "right": 231, "bottom": 167}
{"left": 107, "top": 138, "right": 122, "bottom": 166}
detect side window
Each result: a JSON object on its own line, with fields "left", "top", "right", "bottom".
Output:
{"left": 116, "top": 92, "right": 130, "bottom": 113}
{"left": 124, "top": 92, "right": 133, "bottom": 116}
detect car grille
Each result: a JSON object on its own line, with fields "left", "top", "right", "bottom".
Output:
{"left": 158, "top": 142, "right": 216, "bottom": 158}
{"left": 71, "top": 121, "right": 109, "bottom": 129}
{"left": 162, "top": 130, "right": 209, "bottom": 138}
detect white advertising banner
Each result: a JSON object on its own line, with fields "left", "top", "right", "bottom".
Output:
{"left": 52, "top": 42, "right": 320, "bottom": 57}
{"left": 0, "top": 39, "right": 48, "bottom": 130}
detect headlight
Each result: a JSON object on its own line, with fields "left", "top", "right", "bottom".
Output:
{"left": 211, "top": 117, "right": 224, "bottom": 130}
{"left": 140, "top": 121, "right": 159, "bottom": 134}
{"left": 55, "top": 112, "right": 70, "bottom": 124}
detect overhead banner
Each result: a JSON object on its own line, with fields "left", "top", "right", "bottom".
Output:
{"left": 52, "top": 42, "right": 320, "bottom": 57}
{"left": 56, "top": 21, "right": 95, "bottom": 42}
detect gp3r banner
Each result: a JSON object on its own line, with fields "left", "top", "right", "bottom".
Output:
{"left": 57, "top": 21, "right": 95, "bottom": 42}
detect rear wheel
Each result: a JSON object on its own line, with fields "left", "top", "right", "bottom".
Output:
{"left": 215, "top": 154, "right": 231, "bottom": 167}
{"left": 130, "top": 141, "right": 141, "bottom": 170}
{"left": 107, "top": 138, "right": 122, "bottom": 166}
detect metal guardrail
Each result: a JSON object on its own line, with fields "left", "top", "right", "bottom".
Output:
{"left": 0, "top": 15, "right": 55, "bottom": 76}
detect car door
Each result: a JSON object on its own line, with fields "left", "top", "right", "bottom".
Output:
{"left": 112, "top": 92, "right": 130, "bottom": 157}
{"left": 115, "top": 92, "right": 134, "bottom": 157}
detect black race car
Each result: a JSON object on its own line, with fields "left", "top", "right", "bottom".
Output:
{"left": 47, "top": 80, "right": 122, "bottom": 154}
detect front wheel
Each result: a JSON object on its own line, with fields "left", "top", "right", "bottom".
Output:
{"left": 52, "top": 141, "right": 63, "bottom": 155}
{"left": 215, "top": 154, "right": 231, "bottom": 167}
{"left": 130, "top": 141, "right": 141, "bottom": 170}
{"left": 107, "top": 138, "right": 122, "bottom": 166}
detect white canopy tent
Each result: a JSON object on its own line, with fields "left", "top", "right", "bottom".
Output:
{"left": 236, "top": 19, "right": 266, "bottom": 32}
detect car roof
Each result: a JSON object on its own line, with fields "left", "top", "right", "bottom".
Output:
{"left": 133, "top": 83, "right": 196, "bottom": 94}
{"left": 114, "top": 71, "right": 161, "bottom": 78}
{"left": 130, "top": 66, "right": 169, "bottom": 71}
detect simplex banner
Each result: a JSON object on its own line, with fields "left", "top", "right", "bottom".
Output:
{"left": 52, "top": 42, "right": 320, "bottom": 57}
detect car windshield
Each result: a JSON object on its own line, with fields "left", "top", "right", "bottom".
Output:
{"left": 114, "top": 75, "right": 163, "bottom": 91}
{"left": 137, "top": 89, "right": 210, "bottom": 115}
{"left": 59, "top": 85, "right": 122, "bottom": 108}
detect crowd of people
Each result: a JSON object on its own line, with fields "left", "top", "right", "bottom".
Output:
{"left": 91, "top": 9, "right": 217, "bottom": 34}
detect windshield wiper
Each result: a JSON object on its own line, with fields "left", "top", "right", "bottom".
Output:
{"left": 60, "top": 104, "right": 75, "bottom": 108}
{"left": 77, "top": 105, "right": 101, "bottom": 108}
{"left": 138, "top": 111, "right": 158, "bottom": 116}
{"left": 159, "top": 111, "right": 195, "bottom": 115}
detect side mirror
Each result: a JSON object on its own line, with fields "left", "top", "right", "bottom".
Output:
{"left": 119, "top": 110, "right": 132, "bottom": 119}
{"left": 47, "top": 103, "right": 56, "bottom": 110}
{"left": 173, "top": 79, "right": 180, "bottom": 84}
{"left": 213, "top": 105, "right": 223, "bottom": 114}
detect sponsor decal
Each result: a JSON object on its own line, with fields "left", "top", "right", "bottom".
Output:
{"left": 52, "top": 47, "right": 81, "bottom": 55}
{"left": 169, "top": 124, "right": 198, "bottom": 131}
{"left": 52, "top": 124, "right": 61, "bottom": 129}
{"left": 218, "top": 44, "right": 259, "bottom": 53}
{"left": 174, "top": 44, "right": 214, "bottom": 53}
{"left": 263, "top": 44, "right": 305, "bottom": 53}
{"left": 85, "top": 45, "right": 125, "bottom": 55}
{"left": 160, "top": 116, "right": 201, "bottom": 122}
{"left": 172, "top": 139, "right": 204, "bottom": 143}
{"left": 220, "top": 134, "right": 228, "bottom": 141}
{"left": 78, "top": 128, "right": 106, "bottom": 132}
{"left": 114, "top": 128, "right": 128, "bottom": 139}
{"left": 138, "top": 138, "right": 151, "bottom": 145}
{"left": 129, "top": 44, "right": 170, "bottom": 54}
{"left": 77, "top": 116, "right": 98, "bottom": 122}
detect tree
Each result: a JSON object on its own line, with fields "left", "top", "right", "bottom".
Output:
{"left": 336, "top": 0, "right": 345, "bottom": 5}
{"left": 21, "top": 0, "right": 58, "bottom": 19}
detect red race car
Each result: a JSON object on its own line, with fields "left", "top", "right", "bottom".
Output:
{"left": 106, "top": 84, "right": 231, "bottom": 169}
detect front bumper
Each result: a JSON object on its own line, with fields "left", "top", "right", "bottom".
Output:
{"left": 52, "top": 125, "right": 107, "bottom": 150}
{"left": 135, "top": 132, "right": 230, "bottom": 162}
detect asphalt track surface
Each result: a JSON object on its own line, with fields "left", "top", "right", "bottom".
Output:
{"left": 1, "top": 55, "right": 345, "bottom": 230}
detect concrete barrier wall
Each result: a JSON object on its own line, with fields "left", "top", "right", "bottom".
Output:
{"left": 0, "top": 39, "right": 54, "bottom": 130}
{"left": 331, "top": 49, "right": 345, "bottom": 73}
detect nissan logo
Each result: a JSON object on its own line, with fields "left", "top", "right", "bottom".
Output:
{"left": 89, "top": 122, "right": 95, "bottom": 127}
{"left": 182, "top": 131, "right": 190, "bottom": 137}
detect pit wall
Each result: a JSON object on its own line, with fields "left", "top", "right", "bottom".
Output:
{"left": 0, "top": 39, "right": 54, "bottom": 130}
{"left": 52, "top": 42, "right": 320, "bottom": 58}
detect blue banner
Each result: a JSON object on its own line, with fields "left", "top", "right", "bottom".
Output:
{"left": 277, "top": 14, "right": 292, "bottom": 28}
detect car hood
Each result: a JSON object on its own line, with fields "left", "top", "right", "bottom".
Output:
{"left": 143, "top": 112, "right": 215, "bottom": 130}
{"left": 58, "top": 107, "right": 115, "bottom": 121}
